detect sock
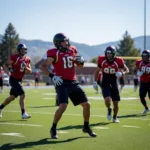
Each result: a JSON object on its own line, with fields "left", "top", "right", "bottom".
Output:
{"left": 145, "top": 106, "right": 148, "bottom": 110}
{"left": 0, "top": 104, "right": 5, "bottom": 109}
{"left": 113, "top": 115, "right": 116, "bottom": 119}
{"left": 52, "top": 123, "right": 57, "bottom": 129}
{"left": 21, "top": 109, "right": 25, "bottom": 115}
{"left": 84, "top": 121, "right": 89, "bottom": 128}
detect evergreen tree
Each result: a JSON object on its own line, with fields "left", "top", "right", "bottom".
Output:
{"left": 0, "top": 23, "right": 20, "bottom": 65}
{"left": 116, "top": 31, "right": 141, "bottom": 73}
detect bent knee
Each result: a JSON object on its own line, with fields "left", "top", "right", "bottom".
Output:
{"left": 59, "top": 103, "right": 68, "bottom": 110}
{"left": 81, "top": 102, "right": 90, "bottom": 109}
{"left": 10, "top": 95, "right": 16, "bottom": 101}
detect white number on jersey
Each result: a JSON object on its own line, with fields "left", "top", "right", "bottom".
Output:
{"left": 104, "top": 68, "right": 115, "bottom": 74}
{"left": 141, "top": 66, "right": 150, "bottom": 74}
{"left": 63, "top": 56, "right": 73, "bottom": 69}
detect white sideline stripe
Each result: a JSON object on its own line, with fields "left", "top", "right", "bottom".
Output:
{"left": 122, "top": 125, "right": 140, "bottom": 128}
{"left": 3, "top": 110, "right": 150, "bottom": 121}
{"left": 0, "top": 122, "right": 42, "bottom": 127}
{"left": 58, "top": 131, "right": 68, "bottom": 134}
{"left": 88, "top": 97, "right": 138, "bottom": 100}
{"left": 42, "top": 93, "right": 138, "bottom": 100}
{"left": 9, "top": 104, "right": 139, "bottom": 112}
{"left": 0, "top": 133, "right": 24, "bottom": 137}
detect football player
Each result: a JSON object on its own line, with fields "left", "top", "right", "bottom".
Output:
{"left": 135, "top": 49, "right": 150, "bottom": 114}
{"left": 40, "top": 33, "right": 97, "bottom": 139}
{"left": 0, "top": 67, "right": 4, "bottom": 93}
{"left": 93, "top": 46, "right": 129, "bottom": 123}
{"left": 0, "top": 44, "right": 32, "bottom": 119}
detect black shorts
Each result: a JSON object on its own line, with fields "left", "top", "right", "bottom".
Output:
{"left": 0, "top": 79, "right": 3, "bottom": 86}
{"left": 139, "top": 82, "right": 150, "bottom": 98}
{"left": 56, "top": 80, "right": 88, "bottom": 106}
{"left": 101, "top": 82, "right": 120, "bottom": 101}
{"left": 119, "top": 78, "right": 124, "bottom": 85}
{"left": 9, "top": 76, "right": 25, "bottom": 97}
{"left": 35, "top": 78, "right": 39, "bottom": 83}
{"left": 134, "top": 79, "right": 139, "bottom": 86}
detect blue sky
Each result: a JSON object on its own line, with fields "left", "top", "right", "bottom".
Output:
{"left": 0, "top": 0, "right": 149, "bottom": 45}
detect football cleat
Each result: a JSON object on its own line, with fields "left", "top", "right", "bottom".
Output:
{"left": 0, "top": 109, "right": 2, "bottom": 118}
{"left": 142, "top": 108, "right": 150, "bottom": 115}
{"left": 107, "top": 108, "right": 112, "bottom": 121}
{"left": 22, "top": 112, "right": 31, "bottom": 119}
{"left": 50, "top": 128, "right": 58, "bottom": 139}
{"left": 113, "top": 118, "right": 120, "bottom": 123}
{"left": 82, "top": 127, "right": 97, "bottom": 137}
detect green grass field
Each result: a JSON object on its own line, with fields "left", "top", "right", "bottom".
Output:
{"left": 0, "top": 86, "right": 150, "bottom": 150}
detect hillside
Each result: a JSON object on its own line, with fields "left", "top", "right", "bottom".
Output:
{"left": 0, "top": 34, "right": 150, "bottom": 61}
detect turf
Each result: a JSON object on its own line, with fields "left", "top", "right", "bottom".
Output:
{"left": 0, "top": 86, "right": 150, "bottom": 150}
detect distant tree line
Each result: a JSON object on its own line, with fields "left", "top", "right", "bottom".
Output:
{"left": 0, "top": 23, "right": 20, "bottom": 66}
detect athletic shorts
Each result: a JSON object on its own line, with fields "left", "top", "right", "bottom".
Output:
{"left": 139, "top": 82, "right": 150, "bottom": 98}
{"left": 56, "top": 80, "right": 88, "bottom": 106}
{"left": 101, "top": 82, "right": 120, "bottom": 101}
{"left": 9, "top": 76, "right": 25, "bottom": 97}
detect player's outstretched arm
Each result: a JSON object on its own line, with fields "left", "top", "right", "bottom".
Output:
{"left": 40, "top": 57, "right": 54, "bottom": 76}
{"left": 122, "top": 64, "right": 129, "bottom": 75}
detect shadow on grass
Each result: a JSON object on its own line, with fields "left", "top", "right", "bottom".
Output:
{"left": 0, "top": 137, "right": 89, "bottom": 150}
{"left": 28, "top": 105, "right": 57, "bottom": 108}
{"left": 118, "top": 113, "right": 150, "bottom": 118}
{"left": 58, "top": 122, "right": 111, "bottom": 131}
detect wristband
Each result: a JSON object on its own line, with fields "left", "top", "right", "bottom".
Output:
{"left": 49, "top": 73, "right": 54, "bottom": 78}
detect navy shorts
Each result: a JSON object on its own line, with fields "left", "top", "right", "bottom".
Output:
{"left": 119, "top": 78, "right": 124, "bottom": 85}
{"left": 134, "top": 79, "right": 139, "bottom": 86}
{"left": 56, "top": 80, "right": 88, "bottom": 106}
{"left": 9, "top": 76, "right": 25, "bottom": 97}
{"left": 0, "top": 79, "right": 3, "bottom": 86}
{"left": 35, "top": 78, "right": 39, "bottom": 83}
{"left": 101, "top": 82, "right": 120, "bottom": 101}
{"left": 139, "top": 82, "right": 150, "bottom": 98}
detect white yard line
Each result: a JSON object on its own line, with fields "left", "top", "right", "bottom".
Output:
{"left": 41, "top": 94, "right": 139, "bottom": 100}
{"left": 94, "top": 127, "right": 109, "bottom": 129}
{"left": 9, "top": 104, "right": 142, "bottom": 112}
{"left": 3, "top": 110, "right": 150, "bottom": 121}
{"left": 0, "top": 122, "right": 42, "bottom": 127}
{"left": 0, "top": 133, "right": 24, "bottom": 137}
{"left": 122, "top": 125, "right": 140, "bottom": 128}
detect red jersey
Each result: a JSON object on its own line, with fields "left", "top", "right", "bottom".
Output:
{"left": 98, "top": 56, "right": 124, "bottom": 83}
{"left": 98, "top": 56, "right": 124, "bottom": 74}
{"left": 47, "top": 46, "right": 78, "bottom": 80}
{"left": 136, "top": 59, "right": 150, "bottom": 82}
{"left": 10, "top": 54, "right": 31, "bottom": 80}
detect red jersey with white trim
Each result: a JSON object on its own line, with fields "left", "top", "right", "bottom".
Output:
{"left": 136, "top": 59, "right": 150, "bottom": 82}
{"left": 98, "top": 56, "right": 124, "bottom": 83}
{"left": 47, "top": 46, "right": 78, "bottom": 80}
{"left": 10, "top": 54, "right": 31, "bottom": 80}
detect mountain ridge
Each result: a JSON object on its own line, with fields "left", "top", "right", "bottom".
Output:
{"left": 0, "top": 34, "right": 150, "bottom": 61}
